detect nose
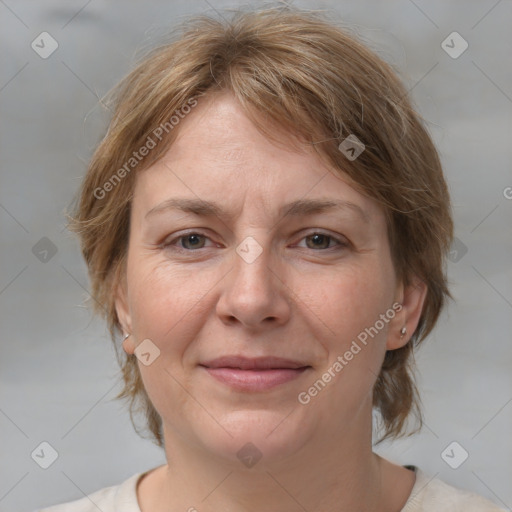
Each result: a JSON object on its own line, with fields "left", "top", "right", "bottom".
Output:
{"left": 215, "top": 236, "right": 292, "bottom": 330}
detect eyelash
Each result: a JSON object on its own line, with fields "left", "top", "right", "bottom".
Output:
{"left": 161, "top": 230, "right": 348, "bottom": 253}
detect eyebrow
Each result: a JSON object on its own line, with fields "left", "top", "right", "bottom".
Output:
{"left": 144, "top": 197, "right": 370, "bottom": 223}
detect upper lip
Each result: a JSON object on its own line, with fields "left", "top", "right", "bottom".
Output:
{"left": 200, "top": 356, "right": 310, "bottom": 370}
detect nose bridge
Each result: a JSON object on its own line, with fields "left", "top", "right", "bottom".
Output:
{"left": 229, "top": 197, "right": 276, "bottom": 278}
{"left": 232, "top": 231, "right": 274, "bottom": 293}
{"left": 216, "top": 229, "right": 290, "bottom": 327}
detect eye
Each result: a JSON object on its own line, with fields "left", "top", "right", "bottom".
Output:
{"left": 162, "top": 231, "right": 213, "bottom": 251}
{"left": 161, "top": 230, "right": 348, "bottom": 253}
{"left": 297, "top": 232, "right": 347, "bottom": 251}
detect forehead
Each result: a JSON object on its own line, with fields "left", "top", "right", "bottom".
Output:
{"left": 132, "top": 91, "right": 383, "bottom": 224}
{"left": 165, "top": 91, "right": 314, "bottom": 169}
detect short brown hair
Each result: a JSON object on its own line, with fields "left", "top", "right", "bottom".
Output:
{"left": 68, "top": 6, "right": 453, "bottom": 446}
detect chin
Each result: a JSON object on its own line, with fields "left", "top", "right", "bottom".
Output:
{"left": 191, "top": 408, "right": 315, "bottom": 468}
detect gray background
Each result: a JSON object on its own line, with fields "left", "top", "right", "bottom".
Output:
{"left": 1, "top": 1, "right": 511, "bottom": 511}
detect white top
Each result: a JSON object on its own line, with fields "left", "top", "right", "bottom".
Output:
{"left": 36, "top": 465, "right": 505, "bottom": 511}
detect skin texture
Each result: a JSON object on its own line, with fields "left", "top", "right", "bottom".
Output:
{"left": 115, "top": 91, "right": 427, "bottom": 512}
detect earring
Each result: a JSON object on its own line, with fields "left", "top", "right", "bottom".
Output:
{"left": 123, "top": 333, "right": 130, "bottom": 341}
{"left": 400, "top": 326, "right": 407, "bottom": 338}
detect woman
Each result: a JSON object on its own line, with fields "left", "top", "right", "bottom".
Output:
{"left": 38, "top": 6, "right": 504, "bottom": 512}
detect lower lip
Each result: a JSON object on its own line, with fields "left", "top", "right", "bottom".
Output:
{"left": 202, "top": 366, "right": 309, "bottom": 391}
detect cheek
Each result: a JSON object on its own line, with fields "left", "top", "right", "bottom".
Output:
{"left": 126, "top": 255, "right": 223, "bottom": 356}
{"left": 125, "top": 260, "right": 209, "bottom": 406}
{"left": 301, "top": 260, "right": 395, "bottom": 385}
{"left": 308, "top": 263, "right": 392, "bottom": 335}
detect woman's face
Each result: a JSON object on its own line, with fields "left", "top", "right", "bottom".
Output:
{"left": 116, "top": 91, "right": 421, "bottom": 464}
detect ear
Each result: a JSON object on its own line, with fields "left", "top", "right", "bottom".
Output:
{"left": 387, "top": 276, "right": 428, "bottom": 350}
{"left": 114, "top": 276, "right": 135, "bottom": 355}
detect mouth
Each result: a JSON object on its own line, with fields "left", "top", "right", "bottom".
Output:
{"left": 199, "top": 356, "right": 312, "bottom": 391}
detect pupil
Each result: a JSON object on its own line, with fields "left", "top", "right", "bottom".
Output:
{"left": 186, "top": 234, "right": 201, "bottom": 248}
{"left": 311, "top": 234, "right": 328, "bottom": 248}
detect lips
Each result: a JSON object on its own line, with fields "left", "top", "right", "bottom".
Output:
{"left": 200, "top": 356, "right": 309, "bottom": 370}
{"left": 199, "top": 356, "right": 311, "bottom": 391}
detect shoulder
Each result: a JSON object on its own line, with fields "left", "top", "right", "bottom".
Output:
{"left": 35, "top": 472, "right": 144, "bottom": 512}
{"left": 403, "top": 467, "right": 506, "bottom": 512}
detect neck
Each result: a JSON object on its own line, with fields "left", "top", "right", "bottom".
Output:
{"left": 141, "top": 400, "right": 410, "bottom": 512}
